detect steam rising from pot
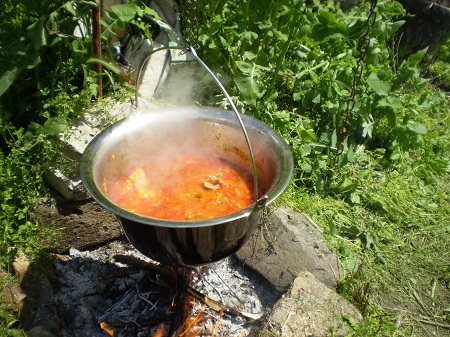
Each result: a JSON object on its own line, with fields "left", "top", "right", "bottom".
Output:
{"left": 81, "top": 107, "right": 293, "bottom": 266}
{"left": 94, "top": 108, "right": 256, "bottom": 206}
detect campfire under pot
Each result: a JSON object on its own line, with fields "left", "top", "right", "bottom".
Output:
{"left": 80, "top": 107, "right": 293, "bottom": 267}
{"left": 46, "top": 240, "right": 279, "bottom": 337}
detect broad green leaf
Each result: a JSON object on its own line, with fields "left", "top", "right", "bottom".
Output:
{"left": 366, "top": 73, "right": 391, "bottom": 96}
{"left": 219, "top": 35, "right": 228, "bottom": 49}
{"left": 362, "top": 117, "right": 373, "bottom": 138}
{"left": 239, "top": 31, "right": 258, "bottom": 43}
{"left": 426, "top": 157, "right": 450, "bottom": 173}
{"left": 317, "top": 10, "right": 342, "bottom": 28}
{"left": 407, "top": 48, "right": 428, "bottom": 65}
{"left": 387, "top": 20, "right": 405, "bottom": 36}
{"left": 63, "top": 1, "right": 97, "bottom": 17}
{"left": 61, "top": 1, "right": 78, "bottom": 16}
{"left": 234, "top": 75, "right": 264, "bottom": 105}
{"left": 331, "top": 129, "right": 337, "bottom": 148}
{"left": 329, "top": 221, "right": 337, "bottom": 236}
{"left": 346, "top": 145, "right": 356, "bottom": 163}
{"left": 257, "top": 21, "right": 272, "bottom": 30}
{"left": 390, "top": 150, "right": 402, "bottom": 161}
{"left": 300, "top": 129, "right": 318, "bottom": 142}
{"left": 298, "top": 25, "right": 311, "bottom": 38}
{"left": 311, "top": 90, "right": 321, "bottom": 104}
{"left": 265, "top": 89, "right": 278, "bottom": 103}
{"left": 363, "top": 232, "right": 378, "bottom": 250}
{"left": 384, "top": 109, "right": 396, "bottom": 127}
{"left": 376, "top": 96, "right": 402, "bottom": 109}
{"left": 342, "top": 259, "right": 360, "bottom": 273}
{"left": 27, "top": 17, "right": 48, "bottom": 50}
{"left": 0, "top": 67, "right": 21, "bottom": 97}
{"left": 311, "top": 10, "right": 347, "bottom": 40}
{"left": 42, "top": 117, "right": 68, "bottom": 136}
{"left": 406, "top": 121, "right": 427, "bottom": 135}
{"left": 273, "top": 28, "right": 288, "bottom": 42}
{"left": 302, "top": 162, "right": 312, "bottom": 173}
{"left": 301, "top": 144, "right": 312, "bottom": 156}
{"left": 235, "top": 61, "right": 253, "bottom": 74}
{"left": 86, "top": 58, "right": 122, "bottom": 75}
{"left": 293, "top": 91, "right": 302, "bottom": 101}
{"left": 367, "top": 193, "right": 389, "bottom": 212}
{"left": 341, "top": 177, "right": 356, "bottom": 191}
{"left": 208, "top": 20, "right": 222, "bottom": 35}
{"left": 342, "top": 225, "right": 362, "bottom": 235}
{"left": 111, "top": 4, "right": 139, "bottom": 21}
{"left": 274, "top": 110, "right": 290, "bottom": 127}
{"left": 350, "top": 192, "right": 360, "bottom": 204}
{"left": 104, "top": 11, "right": 119, "bottom": 21}
{"left": 242, "top": 51, "right": 257, "bottom": 61}
{"left": 25, "top": 50, "right": 41, "bottom": 70}
{"left": 141, "top": 6, "right": 161, "bottom": 20}
{"left": 311, "top": 25, "right": 346, "bottom": 40}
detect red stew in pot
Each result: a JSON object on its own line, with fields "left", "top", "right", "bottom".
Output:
{"left": 105, "top": 154, "right": 259, "bottom": 220}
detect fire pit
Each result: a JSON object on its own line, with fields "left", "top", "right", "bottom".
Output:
{"left": 80, "top": 106, "right": 293, "bottom": 267}
{"left": 46, "top": 240, "right": 279, "bottom": 337}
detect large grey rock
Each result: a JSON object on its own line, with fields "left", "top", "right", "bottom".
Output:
{"left": 236, "top": 207, "right": 343, "bottom": 292}
{"left": 255, "top": 271, "right": 362, "bottom": 337}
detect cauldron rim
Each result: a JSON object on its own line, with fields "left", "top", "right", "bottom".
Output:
{"left": 80, "top": 106, "right": 293, "bottom": 229}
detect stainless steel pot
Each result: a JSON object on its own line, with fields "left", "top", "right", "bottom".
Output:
{"left": 80, "top": 107, "right": 293, "bottom": 267}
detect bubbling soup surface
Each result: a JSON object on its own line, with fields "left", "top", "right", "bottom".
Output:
{"left": 105, "top": 154, "right": 261, "bottom": 220}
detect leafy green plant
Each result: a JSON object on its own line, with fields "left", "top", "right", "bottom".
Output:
{"left": 194, "top": 0, "right": 450, "bottom": 335}
{"left": 0, "top": 274, "right": 25, "bottom": 336}
{"left": 101, "top": 2, "right": 161, "bottom": 41}
{"left": 196, "top": 0, "right": 449, "bottom": 197}
{"left": 0, "top": 0, "right": 97, "bottom": 126}
{"left": 0, "top": 121, "right": 62, "bottom": 269}
{"left": 0, "top": 0, "right": 159, "bottom": 127}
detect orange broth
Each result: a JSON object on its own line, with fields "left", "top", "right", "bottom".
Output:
{"left": 105, "top": 154, "right": 260, "bottom": 220}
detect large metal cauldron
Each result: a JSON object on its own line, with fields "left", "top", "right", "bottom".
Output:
{"left": 80, "top": 107, "right": 293, "bottom": 267}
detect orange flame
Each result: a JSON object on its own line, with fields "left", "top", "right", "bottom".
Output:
{"left": 179, "top": 311, "right": 206, "bottom": 337}
{"left": 99, "top": 321, "right": 114, "bottom": 336}
{"left": 151, "top": 323, "right": 165, "bottom": 337}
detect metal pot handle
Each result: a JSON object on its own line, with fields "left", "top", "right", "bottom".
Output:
{"left": 134, "top": 46, "right": 267, "bottom": 208}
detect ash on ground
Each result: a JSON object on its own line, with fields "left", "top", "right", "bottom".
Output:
{"left": 46, "top": 239, "right": 279, "bottom": 337}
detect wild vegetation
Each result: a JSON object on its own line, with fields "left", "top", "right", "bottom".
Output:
{"left": 195, "top": 1, "right": 450, "bottom": 334}
{"left": 0, "top": 0, "right": 449, "bottom": 335}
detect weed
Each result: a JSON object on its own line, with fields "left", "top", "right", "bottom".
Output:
{"left": 0, "top": 274, "right": 25, "bottom": 336}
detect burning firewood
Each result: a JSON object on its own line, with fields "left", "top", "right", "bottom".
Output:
{"left": 99, "top": 321, "right": 114, "bottom": 336}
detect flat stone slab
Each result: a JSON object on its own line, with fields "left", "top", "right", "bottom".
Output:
{"left": 255, "top": 271, "right": 362, "bottom": 337}
{"left": 235, "top": 207, "right": 343, "bottom": 292}
{"left": 34, "top": 192, "right": 123, "bottom": 253}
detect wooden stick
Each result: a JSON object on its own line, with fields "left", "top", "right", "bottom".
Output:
{"left": 92, "top": 0, "right": 103, "bottom": 98}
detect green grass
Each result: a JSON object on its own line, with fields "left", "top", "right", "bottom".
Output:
{"left": 276, "top": 149, "right": 450, "bottom": 335}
